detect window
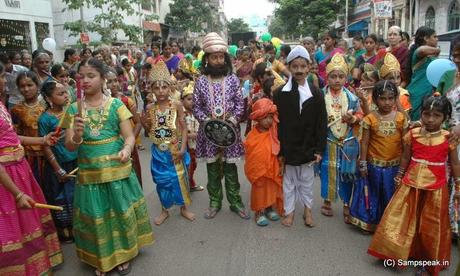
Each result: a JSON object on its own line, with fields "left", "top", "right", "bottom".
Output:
{"left": 425, "top": 6, "right": 435, "bottom": 29}
{"left": 449, "top": 1, "right": 460, "bottom": 31}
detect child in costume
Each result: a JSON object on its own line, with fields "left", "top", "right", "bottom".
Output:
{"left": 350, "top": 80, "right": 407, "bottom": 233}
{"left": 142, "top": 61, "right": 195, "bottom": 225}
{"left": 182, "top": 81, "right": 204, "bottom": 192}
{"left": 244, "top": 98, "right": 283, "bottom": 226}
{"left": 106, "top": 69, "right": 144, "bottom": 187}
{"left": 355, "top": 63, "right": 379, "bottom": 115}
{"left": 320, "top": 53, "right": 363, "bottom": 224}
{"left": 11, "top": 71, "right": 46, "bottom": 186}
{"left": 368, "top": 95, "right": 460, "bottom": 276}
{"left": 62, "top": 58, "right": 153, "bottom": 276}
{"left": 38, "top": 81, "right": 77, "bottom": 243}
{"left": 378, "top": 53, "right": 411, "bottom": 115}
{"left": 0, "top": 63, "right": 63, "bottom": 276}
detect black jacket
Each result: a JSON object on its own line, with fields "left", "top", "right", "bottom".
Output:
{"left": 273, "top": 80, "right": 328, "bottom": 166}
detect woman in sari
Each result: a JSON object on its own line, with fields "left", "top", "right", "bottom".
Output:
{"left": 315, "top": 31, "right": 344, "bottom": 82}
{"left": 352, "top": 34, "right": 378, "bottom": 83}
{"left": 162, "top": 42, "right": 180, "bottom": 74}
{"left": 375, "top": 26, "right": 409, "bottom": 86}
{"left": 406, "top": 26, "right": 439, "bottom": 121}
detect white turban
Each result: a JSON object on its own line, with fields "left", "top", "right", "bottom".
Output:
{"left": 286, "top": 45, "right": 310, "bottom": 64}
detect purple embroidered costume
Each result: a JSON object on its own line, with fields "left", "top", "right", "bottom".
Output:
{"left": 193, "top": 74, "right": 245, "bottom": 163}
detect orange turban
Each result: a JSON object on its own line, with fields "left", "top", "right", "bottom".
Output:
{"left": 249, "top": 98, "right": 280, "bottom": 155}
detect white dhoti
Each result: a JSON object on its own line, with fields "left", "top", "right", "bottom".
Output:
{"left": 283, "top": 163, "right": 315, "bottom": 215}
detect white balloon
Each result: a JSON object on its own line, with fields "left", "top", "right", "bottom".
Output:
{"left": 42, "top": 38, "right": 56, "bottom": 52}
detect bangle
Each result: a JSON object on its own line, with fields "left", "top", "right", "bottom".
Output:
{"left": 42, "top": 135, "right": 46, "bottom": 145}
{"left": 123, "top": 144, "right": 133, "bottom": 151}
{"left": 55, "top": 168, "right": 66, "bottom": 177}
{"left": 71, "top": 135, "right": 83, "bottom": 145}
{"left": 15, "top": 191, "right": 24, "bottom": 202}
{"left": 48, "top": 155, "right": 56, "bottom": 161}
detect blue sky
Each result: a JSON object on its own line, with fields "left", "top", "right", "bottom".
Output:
{"left": 224, "top": 0, "right": 275, "bottom": 20}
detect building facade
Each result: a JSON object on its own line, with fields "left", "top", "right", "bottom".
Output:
{"left": 0, "top": 0, "right": 54, "bottom": 53}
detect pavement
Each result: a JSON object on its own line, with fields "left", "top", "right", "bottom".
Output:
{"left": 57, "top": 137, "right": 459, "bottom": 276}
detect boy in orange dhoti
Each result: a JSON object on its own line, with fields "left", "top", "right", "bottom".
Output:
{"left": 244, "top": 98, "right": 283, "bottom": 226}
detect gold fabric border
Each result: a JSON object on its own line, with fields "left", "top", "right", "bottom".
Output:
{"left": 78, "top": 163, "right": 132, "bottom": 184}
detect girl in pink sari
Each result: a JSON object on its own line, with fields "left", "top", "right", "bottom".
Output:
{"left": 0, "top": 63, "right": 62, "bottom": 275}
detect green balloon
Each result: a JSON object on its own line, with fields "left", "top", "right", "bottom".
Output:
{"left": 228, "top": 45, "right": 238, "bottom": 57}
{"left": 193, "top": 60, "right": 202, "bottom": 69}
{"left": 261, "top": 33, "right": 272, "bottom": 42}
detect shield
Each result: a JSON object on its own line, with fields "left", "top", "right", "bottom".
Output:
{"left": 203, "top": 119, "right": 237, "bottom": 148}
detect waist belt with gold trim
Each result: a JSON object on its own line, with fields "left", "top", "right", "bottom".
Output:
{"left": 83, "top": 136, "right": 120, "bottom": 145}
{"left": 411, "top": 157, "right": 445, "bottom": 166}
{"left": 0, "top": 145, "right": 25, "bottom": 163}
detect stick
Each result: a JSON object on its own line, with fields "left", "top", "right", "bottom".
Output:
{"left": 76, "top": 74, "right": 83, "bottom": 116}
{"left": 328, "top": 117, "right": 342, "bottom": 127}
{"left": 359, "top": 86, "right": 374, "bottom": 90}
{"left": 68, "top": 167, "right": 79, "bottom": 175}
{"left": 34, "top": 203, "right": 64, "bottom": 211}
{"left": 41, "top": 70, "right": 60, "bottom": 82}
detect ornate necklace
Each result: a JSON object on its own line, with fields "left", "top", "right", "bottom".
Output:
{"left": 149, "top": 101, "right": 177, "bottom": 151}
{"left": 82, "top": 95, "right": 110, "bottom": 137}
{"left": 208, "top": 76, "right": 226, "bottom": 119}
{"left": 325, "top": 88, "right": 348, "bottom": 139}
{"left": 23, "top": 101, "right": 40, "bottom": 108}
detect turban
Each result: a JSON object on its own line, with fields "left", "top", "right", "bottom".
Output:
{"left": 326, "top": 53, "right": 348, "bottom": 75}
{"left": 202, "top": 32, "right": 228, "bottom": 54}
{"left": 250, "top": 98, "right": 280, "bottom": 155}
{"left": 286, "top": 45, "right": 310, "bottom": 64}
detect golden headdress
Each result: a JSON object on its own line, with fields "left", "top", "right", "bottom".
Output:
{"left": 326, "top": 53, "right": 348, "bottom": 75}
{"left": 379, "top": 53, "right": 400, "bottom": 78}
{"left": 362, "top": 63, "right": 377, "bottom": 79}
{"left": 178, "top": 58, "right": 198, "bottom": 75}
{"left": 150, "top": 61, "right": 171, "bottom": 84}
{"left": 181, "top": 81, "right": 195, "bottom": 98}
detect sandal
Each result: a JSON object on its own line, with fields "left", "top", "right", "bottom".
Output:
{"left": 204, "top": 207, "right": 220, "bottom": 219}
{"left": 230, "top": 207, "right": 251, "bottom": 220}
{"left": 190, "top": 185, "right": 205, "bottom": 192}
{"left": 116, "top": 262, "right": 131, "bottom": 275}
{"left": 320, "top": 205, "right": 333, "bottom": 217}
{"left": 256, "top": 214, "right": 269, "bottom": 226}
{"left": 265, "top": 210, "right": 280, "bottom": 221}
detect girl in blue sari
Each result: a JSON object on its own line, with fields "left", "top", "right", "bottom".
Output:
{"left": 142, "top": 61, "right": 194, "bottom": 225}
{"left": 406, "top": 26, "right": 440, "bottom": 121}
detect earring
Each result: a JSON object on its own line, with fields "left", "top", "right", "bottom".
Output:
{"left": 49, "top": 102, "right": 53, "bottom": 109}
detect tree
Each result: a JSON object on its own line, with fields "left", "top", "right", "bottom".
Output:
{"left": 62, "top": 0, "right": 144, "bottom": 44}
{"left": 227, "top": 18, "right": 251, "bottom": 34}
{"left": 269, "top": 0, "right": 344, "bottom": 39}
{"left": 165, "top": 0, "right": 214, "bottom": 33}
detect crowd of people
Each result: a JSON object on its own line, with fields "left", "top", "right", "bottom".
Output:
{"left": 0, "top": 24, "right": 459, "bottom": 276}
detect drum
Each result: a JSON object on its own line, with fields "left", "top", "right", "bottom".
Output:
{"left": 203, "top": 119, "right": 237, "bottom": 148}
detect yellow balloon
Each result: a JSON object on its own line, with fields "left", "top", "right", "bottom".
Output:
{"left": 271, "top": 37, "right": 282, "bottom": 48}
{"left": 198, "top": 50, "right": 204, "bottom": 61}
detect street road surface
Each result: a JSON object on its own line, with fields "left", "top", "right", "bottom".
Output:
{"left": 57, "top": 137, "right": 459, "bottom": 276}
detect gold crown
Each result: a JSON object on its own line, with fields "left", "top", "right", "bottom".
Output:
{"left": 181, "top": 81, "right": 195, "bottom": 98}
{"left": 326, "top": 53, "right": 348, "bottom": 75}
{"left": 379, "top": 53, "right": 400, "bottom": 78}
{"left": 150, "top": 61, "right": 171, "bottom": 84}
{"left": 363, "top": 63, "right": 376, "bottom": 73}
{"left": 178, "top": 59, "right": 191, "bottom": 74}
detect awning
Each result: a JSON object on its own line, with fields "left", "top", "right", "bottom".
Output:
{"left": 348, "top": 20, "right": 368, "bottom": 32}
{"left": 142, "top": 20, "right": 161, "bottom": 32}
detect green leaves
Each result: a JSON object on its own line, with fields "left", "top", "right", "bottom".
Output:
{"left": 165, "top": 0, "right": 213, "bottom": 33}
{"left": 227, "top": 18, "right": 251, "bottom": 34}
{"left": 62, "top": 0, "right": 143, "bottom": 44}
{"left": 269, "top": 0, "right": 344, "bottom": 39}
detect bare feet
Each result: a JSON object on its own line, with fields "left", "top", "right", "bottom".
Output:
{"left": 95, "top": 269, "right": 106, "bottom": 276}
{"left": 180, "top": 206, "right": 196, "bottom": 221}
{"left": 343, "top": 204, "right": 351, "bottom": 225}
{"left": 281, "top": 212, "right": 294, "bottom": 227}
{"left": 303, "top": 207, "right": 314, "bottom": 227}
{"left": 320, "top": 200, "right": 333, "bottom": 217}
{"left": 116, "top": 262, "right": 131, "bottom": 275}
{"left": 154, "top": 210, "right": 169, "bottom": 225}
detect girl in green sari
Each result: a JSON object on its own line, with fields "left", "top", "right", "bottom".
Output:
{"left": 62, "top": 58, "right": 154, "bottom": 276}
{"left": 406, "top": 26, "right": 440, "bottom": 121}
